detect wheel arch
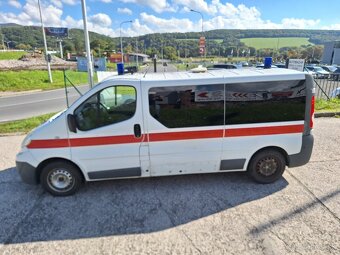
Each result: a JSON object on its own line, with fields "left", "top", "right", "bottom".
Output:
{"left": 247, "top": 146, "right": 289, "bottom": 170}
{"left": 36, "top": 157, "right": 85, "bottom": 184}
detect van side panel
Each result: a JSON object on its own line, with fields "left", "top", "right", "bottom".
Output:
{"left": 222, "top": 78, "right": 307, "bottom": 171}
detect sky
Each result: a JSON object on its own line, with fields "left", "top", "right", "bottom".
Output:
{"left": 1, "top": 0, "right": 340, "bottom": 38}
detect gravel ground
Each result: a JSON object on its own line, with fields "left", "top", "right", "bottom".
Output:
{"left": 0, "top": 54, "right": 75, "bottom": 70}
{"left": 0, "top": 118, "right": 339, "bottom": 255}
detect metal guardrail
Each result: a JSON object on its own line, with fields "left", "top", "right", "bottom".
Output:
{"left": 314, "top": 74, "right": 340, "bottom": 100}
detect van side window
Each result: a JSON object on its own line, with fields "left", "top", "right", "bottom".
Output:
{"left": 74, "top": 86, "right": 136, "bottom": 131}
{"left": 149, "top": 85, "right": 224, "bottom": 128}
{"left": 225, "top": 80, "right": 306, "bottom": 124}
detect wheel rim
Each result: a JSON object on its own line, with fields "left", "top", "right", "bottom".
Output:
{"left": 47, "top": 168, "right": 74, "bottom": 192}
{"left": 256, "top": 157, "right": 278, "bottom": 176}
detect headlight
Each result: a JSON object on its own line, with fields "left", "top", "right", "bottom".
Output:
{"left": 21, "top": 135, "right": 32, "bottom": 149}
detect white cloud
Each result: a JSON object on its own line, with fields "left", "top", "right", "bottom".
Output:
{"left": 117, "top": 7, "right": 132, "bottom": 15}
{"left": 140, "top": 12, "right": 194, "bottom": 33}
{"left": 321, "top": 23, "right": 340, "bottom": 30}
{"left": 50, "top": 0, "right": 63, "bottom": 8}
{"left": 8, "top": 0, "right": 21, "bottom": 9}
{"left": 89, "top": 13, "right": 112, "bottom": 27}
{"left": 62, "top": 0, "right": 77, "bottom": 5}
{"left": 100, "top": 0, "right": 112, "bottom": 3}
{"left": 281, "top": 18, "right": 320, "bottom": 29}
{"left": 174, "top": 0, "right": 217, "bottom": 15}
{"left": 119, "top": 0, "right": 174, "bottom": 13}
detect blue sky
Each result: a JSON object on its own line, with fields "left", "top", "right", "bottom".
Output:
{"left": 1, "top": 0, "right": 340, "bottom": 38}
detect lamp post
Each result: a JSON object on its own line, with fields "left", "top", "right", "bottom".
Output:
{"left": 120, "top": 20, "right": 132, "bottom": 63}
{"left": 190, "top": 9, "right": 206, "bottom": 58}
{"left": 37, "top": 0, "right": 53, "bottom": 83}
{"left": 81, "top": 0, "right": 94, "bottom": 88}
{"left": 190, "top": 9, "right": 203, "bottom": 35}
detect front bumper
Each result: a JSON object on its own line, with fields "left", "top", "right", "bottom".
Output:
{"left": 16, "top": 161, "right": 38, "bottom": 185}
{"left": 288, "top": 134, "right": 314, "bottom": 168}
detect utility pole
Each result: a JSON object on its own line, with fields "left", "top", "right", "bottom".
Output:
{"left": 81, "top": 0, "right": 94, "bottom": 88}
{"left": 37, "top": 0, "right": 53, "bottom": 83}
{"left": 120, "top": 20, "right": 132, "bottom": 63}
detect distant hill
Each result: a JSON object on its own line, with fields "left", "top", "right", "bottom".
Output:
{"left": 0, "top": 23, "right": 22, "bottom": 27}
{"left": 1, "top": 24, "right": 339, "bottom": 58}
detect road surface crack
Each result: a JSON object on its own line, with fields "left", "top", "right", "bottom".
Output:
{"left": 286, "top": 169, "right": 340, "bottom": 224}
{"left": 3, "top": 191, "right": 45, "bottom": 245}
{"left": 152, "top": 183, "right": 202, "bottom": 254}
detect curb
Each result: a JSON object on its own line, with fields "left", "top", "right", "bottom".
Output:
{"left": 315, "top": 112, "right": 340, "bottom": 118}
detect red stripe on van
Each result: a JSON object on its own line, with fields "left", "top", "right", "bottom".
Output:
{"left": 27, "top": 138, "right": 69, "bottom": 148}
{"left": 226, "top": 124, "right": 304, "bottom": 137}
{"left": 27, "top": 124, "right": 304, "bottom": 149}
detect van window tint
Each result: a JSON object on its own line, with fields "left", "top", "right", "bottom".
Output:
{"left": 225, "top": 80, "right": 306, "bottom": 124}
{"left": 149, "top": 85, "right": 224, "bottom": 128}
{"left": 74, "top": 86, "right": 136, "bottom": 131}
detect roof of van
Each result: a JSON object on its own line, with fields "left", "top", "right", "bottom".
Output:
{"left": 102, "top": 68, "right": 306, "bottom": 84}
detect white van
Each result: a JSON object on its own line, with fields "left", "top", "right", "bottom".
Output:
{"left": 16, "top": 68, "right": 315, "bottom": 196}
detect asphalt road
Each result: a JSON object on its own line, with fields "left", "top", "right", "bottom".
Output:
{"left": 0, "top": 64, "right": 178, "bottom": 123}
{"left": 0, "top": 117, "right": 339, "bottom": 254}
{"left": 0, "top": 85, "right": 89, "bottom": 122}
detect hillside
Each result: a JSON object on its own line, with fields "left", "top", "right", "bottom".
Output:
{"left": 1, "top": 24, "right": 339, "bottom": 58}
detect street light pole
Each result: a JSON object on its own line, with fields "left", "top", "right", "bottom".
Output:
{"left": 190, "top": 9, "right": 205, "bottom": 58}
{"left": 81, "top": 0, "right": 94, "bottom": 89}
{"left": 120, "top": 20, "right": 132, "bottom": 63}
{"left": 37, "top": 0, "right": 53, "bottom": 83}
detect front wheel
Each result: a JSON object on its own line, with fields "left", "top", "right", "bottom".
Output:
{"left": 40, "top": 161, "right": 83, "bottom": 196}
{"left": 247, "top": 149, "right": 286, "bottom": 184}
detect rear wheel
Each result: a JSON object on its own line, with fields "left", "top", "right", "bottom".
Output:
{"left": 40, "top": 161, "right": 82, "bottom": 196}
{"left": 248, "top": 149, "right": 286, "bottom": 184}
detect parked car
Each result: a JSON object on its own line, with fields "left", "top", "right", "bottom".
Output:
{"left": 306, "top": 66, "right": 329, "bottom": 79}
{"left": 303, "top": 67, "right": 316, "bottom": 77}
{"left": 274, "top": 63, "right": 287, "bottom": 68}
{"left": 332, "top": 67, "right": 340, "bottom": 81}
{"left": 207, "top": 64, "right": 239, "bottom": 69}
{"left": 321, "top": 65, "right": 337, "bottom": 73}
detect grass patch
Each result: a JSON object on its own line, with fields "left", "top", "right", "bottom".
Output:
{"left": 0, "top": 51, "right": 27, "bottom": 60}
{"left": 0, "top": 70, "right": 97, "bottom": 92}
{"left": 0, "top": 112, "right": 56, "bottom": 134}
{"left": 240, "top": 37, "right": 312, "bottom": 50}
{"left": 315, "top": 98, "right": 340, "bottom": 113}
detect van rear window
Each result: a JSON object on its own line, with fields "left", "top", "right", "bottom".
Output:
{"left": 225, "top": 80, "right": 306, "bottom": 124}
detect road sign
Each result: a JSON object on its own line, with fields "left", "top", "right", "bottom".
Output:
{"left": 45, "top": 27, "right": 68, "bottom": 37}
{"left": 199, "top": 47, "right": 205, "bottom": 54}
{"left": 199, "top": 36, "right": 205, "bottom": 47}
{"left": 288, "top": 59, "right": 305, "bottom": 72}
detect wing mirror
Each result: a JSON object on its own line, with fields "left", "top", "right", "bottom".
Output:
{"left": 67, "top": 114, "right": 77, "bottom": 133}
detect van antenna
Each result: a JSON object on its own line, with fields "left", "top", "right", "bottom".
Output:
{"left": 143, "top": 66, "right": 150, "bottom": 78}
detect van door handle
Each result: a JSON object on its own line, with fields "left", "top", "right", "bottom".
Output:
{"left": 134, "top": 124, "right": 141, "bottom": 138}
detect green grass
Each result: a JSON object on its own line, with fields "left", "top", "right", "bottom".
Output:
{"left": 0, "top": 51, "right": 27, "bottom": 60}
{"left": 0, "top": 112, "right": 56, "bottom": 134}
{"left": 240, "top": 37, "right": 312, "bottom": 50}
{"left": 315, "top": 98, "right": 340, "bottom": 113}
{"left": 0, "top": 70, "right": 97, "bottom": 92}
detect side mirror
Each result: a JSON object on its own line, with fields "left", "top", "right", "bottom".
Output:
{"left": 67, "top": 114, "right": 77, "bottom": 133}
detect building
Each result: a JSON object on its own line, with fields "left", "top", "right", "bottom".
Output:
{"left": 108, "top": 53, "right": 149, "bottom": 64}
{"left": 322, "top": 41, "right": 340, "bottom": 65}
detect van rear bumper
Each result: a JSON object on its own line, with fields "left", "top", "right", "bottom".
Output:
{"left": 16, "top": 161, "right": 38, "bottom": 185}
{"left": 288, "top": 134, "right": 314, "bottom": 168}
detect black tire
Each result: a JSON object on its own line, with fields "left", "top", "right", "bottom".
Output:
{"left": 247, "top": 149, "right": 286, "bottom": 184}
{"left": 40, "top": 161, "right": 83, "bottom": 196}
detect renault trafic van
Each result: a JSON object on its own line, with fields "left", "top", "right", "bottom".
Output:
{"left": 16, "top": 68, "right": 315, "bottom": 196}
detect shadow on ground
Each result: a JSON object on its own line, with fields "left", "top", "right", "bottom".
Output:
{"left": 0, "top": 167, "right": 288, "bottom": 244}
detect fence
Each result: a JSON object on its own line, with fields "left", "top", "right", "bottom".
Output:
{"left": 314, "top": 74, "right": 340, "bottom": 100}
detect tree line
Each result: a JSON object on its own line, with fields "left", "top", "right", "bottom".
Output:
{"left": 1, "top": 24, "right": 339, "bottom": 61}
